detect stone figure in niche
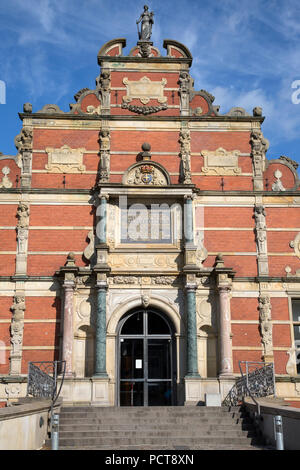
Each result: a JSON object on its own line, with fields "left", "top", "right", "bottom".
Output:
{"left": 17, "top": 202, "right": 30, "bottom": 228}
{"left": 254, "top": 205, "right": 266, "bottom": 230}
{"left": 136, "top": 5, "right": 154, "bottom": 41}
{"left": 259, "top": 295, "right": 273, "bottom": 354}
{"left": 257, "top": 232, "right": 267, "bottom": 253}
{"left": 98, "top": 71, "right": 111, "bottom": 108}
{"left": 10, "top": 296, "right": 25, "bottom": 349}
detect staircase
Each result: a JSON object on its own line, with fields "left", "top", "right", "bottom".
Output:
{"left": 53, "top": 405, "right": 266, "bottom": 450}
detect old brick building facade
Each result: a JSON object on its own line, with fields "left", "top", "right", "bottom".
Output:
{"left": 0, "top": 21, "right": 300, "bottom": 406}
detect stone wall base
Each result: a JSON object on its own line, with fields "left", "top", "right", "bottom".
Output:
{"left": 184, "top": 377, "right": 236, "bottom": 405}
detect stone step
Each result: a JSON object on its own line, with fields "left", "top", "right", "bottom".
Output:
{"left": 59, "top": 422, "right": 252, "bottom": 432}
{"left": 57, "top": 436, "right": 260, "bottom": 447}
{"left": 59, "top": 429, "right": 256, "bottom": 439}
{"left": 60, "top": 406, "right": 240, "bottom": 413}
{"left": 57, "top": 444, "right": 264, "bottom": 450}
{"left": 60, "top": 409, "right": 243, "bottom": 419}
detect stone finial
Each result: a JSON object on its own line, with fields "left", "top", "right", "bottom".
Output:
{"left": 253, "top": 106, "right": 262, "bottom": 117}
{"left": 23, "top": 103, "right": 32, "bottom": 114}
{"left": 141, "top": 142, "right": 151, "bottom": 160}
{"left": 66, "top": 252, "right": 76, "bottom": 267}
{"left": 215, "top": 253, "right": 224, "bottom": 268}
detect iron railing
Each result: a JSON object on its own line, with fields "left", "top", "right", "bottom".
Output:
{"left": 27, "top": 361, "right": 66, "bottom": 405}
{"left": 222, "top": 361, "right": 276, "bottom": 415}
{"left": 27, "top": 361, "right": 66, "bottom": 449}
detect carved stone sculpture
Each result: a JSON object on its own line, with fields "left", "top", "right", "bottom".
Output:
{"left": 14, "top": 127, "right": 33, "bottom": 188}
{"left": 179, "top": 129, "right": 192, "bottom": 184}
{"left": 10, "top": 295, "right": 25, "bottom": 374}
{"left": 17, "top": 202, "right": 30, "bottom": 229}
{"left": 136, "top": 5, "right": 154, "bottom": 41}
{"left": 98, "top": 129, "right": 110, "bottom": 182}
{"left": 254, "top": 205, "right": 266, "bottom": 230}
{"left": 250, "top": 130, "right": 269, "bottom": 191}
{"left": 259, "top": 294, "right": 273, "bottom": 357}
{"left": 254, "top": 205, "right": 268, "bottom": 276}
{"left": 96, "top": 70, "right": 111, "bottom": 110}
{"left": 178, "top": 72, "right": 192, "bottom": 115}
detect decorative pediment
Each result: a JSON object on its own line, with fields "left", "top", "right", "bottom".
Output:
{"left": 123, "top": 76, "right": 167, "bottom": 105}
{"left": 123, "top": 162, "right": 170, "bottom": 186}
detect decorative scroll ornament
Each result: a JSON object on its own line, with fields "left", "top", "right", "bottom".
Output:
{"left": 179, "top": 129, "right": 192, "bottom": 184}
{"left": 121, "top": 102, "right": 167, "bottom": 114}
{"left": 201, "top": 147, "right": 241, "bottom": 175}
{"left": 272, "top": 169, "right": 286, "bottom": 191}
{"left": 83, "top": 230, "right": 95, "bottom": 265}
{"left": 0, "top": 166, "right": 13, "bottom": 188}
{"left": 45, "top": 145, "right": 86, "bottom": 173}
{"left": 289, "top": 233, "right": 300, "bottom": 260}
{"left": 123, "top": 76, "right": 167, "bottom": 105}
{"left": 259, "top": 294, "right": 273, "bottom": 356}
{"left": 279, "top": 155, "right": 299, "bottom": 170}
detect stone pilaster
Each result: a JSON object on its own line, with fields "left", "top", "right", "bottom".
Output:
{"left": 62, "top": 281, "right": 75, "bottom": 377}
{"left": 59, "top": 253, "right": 79, "bottom": 377}
{"left": 214, "top": 254, "right": 235, "bottom": 378}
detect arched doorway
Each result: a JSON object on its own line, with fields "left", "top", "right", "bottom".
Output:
{"left": 117, "top": 308, "right": 176, "bottom": 406}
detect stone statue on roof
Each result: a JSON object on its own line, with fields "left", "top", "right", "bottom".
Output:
{"left": 136, "top": 5, "right": 154, "bottom": 41}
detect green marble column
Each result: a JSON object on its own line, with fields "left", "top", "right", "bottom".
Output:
{"left": 185, "top": 286, "right": 200, "bottom": 377}
{"left": 94, "top": 284, "right": 108, "bottom": 377}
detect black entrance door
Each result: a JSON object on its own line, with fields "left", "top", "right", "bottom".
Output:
{"left": 118, "top": 309, "right": 175, "bottom": 406}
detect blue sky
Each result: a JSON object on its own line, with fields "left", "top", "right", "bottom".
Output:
{"left": 1, "top": 0, "right": 300, "bottom": 166}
